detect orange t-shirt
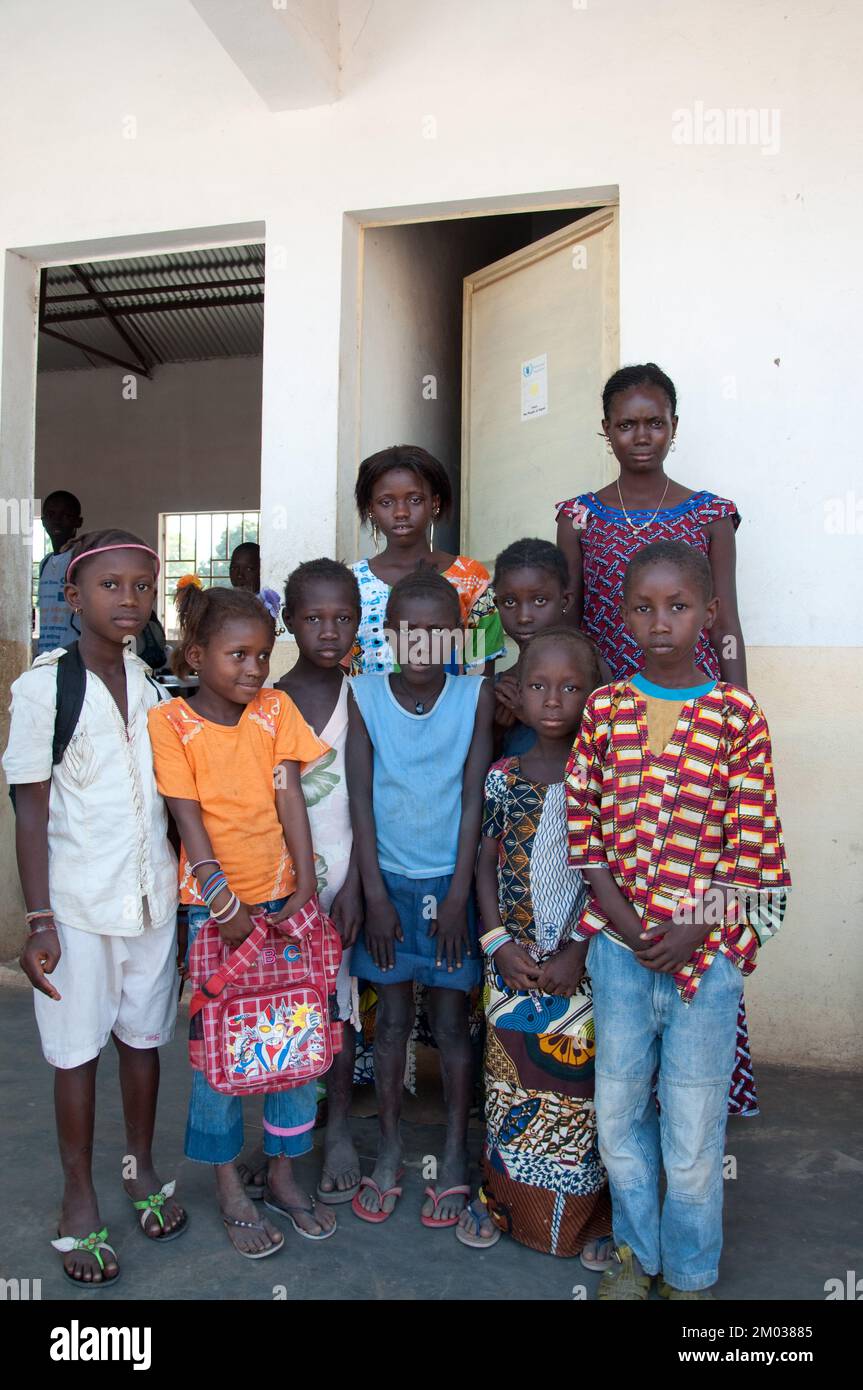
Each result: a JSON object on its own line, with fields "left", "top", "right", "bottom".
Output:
{"left": 147, "top": 690, "right": 325, "bottom": 906}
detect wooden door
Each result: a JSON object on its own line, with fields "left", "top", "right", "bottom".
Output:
{"left": 461, "top": 207, "right": 619, "bottom": 568}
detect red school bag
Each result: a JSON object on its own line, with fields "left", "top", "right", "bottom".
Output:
{"left": 187, "top": 896, "right": 344, "bottom": 1096}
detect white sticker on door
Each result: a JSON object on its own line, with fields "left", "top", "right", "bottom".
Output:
{"left": 521, "top": 353, "right": 548, "bottom": 421}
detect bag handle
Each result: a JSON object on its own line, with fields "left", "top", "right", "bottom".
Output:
{"left": 188, "top": 915, "right": 270, "bottom": 1020}
{"left": 187, "top": 897, "right": 325, "bottom": 1020}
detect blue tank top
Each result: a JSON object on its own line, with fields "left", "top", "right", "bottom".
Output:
{"left": 350, "top": 674, "right": 486, "bottom": 877}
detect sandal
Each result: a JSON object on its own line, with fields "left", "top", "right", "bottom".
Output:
{"left": 455, "top": 1196, "right": 501, "bottom": 1249}
{"left": 222, "top": 1214, "right": 285, "bottom": 1260}
{"left": 316, "top": 1170, "right": 362, "bottom": 1206}
{"left": 129, "top": 1180, "right": 188, "bottom": 1241}
{"left": 421, "top": 1184, "right": 470, "bottom": 1229}
{"left": 52, "top": 1228, "right": 120, "bottom": 1287}
{"left": 658, "top": 1279, "right": 715, "bottom": 1300}
{"left": 263, "top": 1190, "right": 337, "bottom": 1241}
{"left": 597, "top": 1244, "right": 652, "bottom": 1301}
{"left": 351, "top": 1171, "right": 405, "bottom": 1225}
{"left": 580, "top": 1234, "right": 616, "bottom": 1271}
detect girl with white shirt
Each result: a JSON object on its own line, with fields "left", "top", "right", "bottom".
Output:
{"left": 3, "top": 529, "right": 187, "bottom": 1288}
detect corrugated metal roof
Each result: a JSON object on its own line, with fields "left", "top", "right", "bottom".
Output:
{"left": 38, "top": 244, "right": 264, "bottom": 372}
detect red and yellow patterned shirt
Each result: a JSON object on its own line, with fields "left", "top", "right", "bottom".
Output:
{"left": 565, "top": 680, "right": 791, "bottom": 1002}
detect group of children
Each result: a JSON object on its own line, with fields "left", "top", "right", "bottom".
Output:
{"left": 4, "top": 367, "right": 791, "bottom": 1299}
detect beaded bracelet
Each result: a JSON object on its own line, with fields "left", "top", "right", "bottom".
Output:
{"left": 29, "top": 921, "right": 58, "bottom": 935}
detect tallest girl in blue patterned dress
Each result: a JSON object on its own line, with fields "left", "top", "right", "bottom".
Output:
{"left": 555, "top": 362, "right": 756, "bottom": 1116}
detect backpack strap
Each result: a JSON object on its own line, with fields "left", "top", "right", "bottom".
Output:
{"left": 52, "top": 641, "right": 88, "bottom": 767}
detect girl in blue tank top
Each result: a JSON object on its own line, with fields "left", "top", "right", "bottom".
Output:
{"left": 347, "top": 568, "right": 494, "bottom": 1230}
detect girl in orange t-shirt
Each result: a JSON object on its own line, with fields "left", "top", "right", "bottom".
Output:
{"left": 148, "top": 582, "right": 336, "bottom": 1256}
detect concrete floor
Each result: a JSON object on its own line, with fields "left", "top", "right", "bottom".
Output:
{"left": 1, "top": 981, "right": 860, "bottom": 1302}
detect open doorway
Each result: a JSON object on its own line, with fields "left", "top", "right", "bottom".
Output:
{"left": 33, "top": 243, "right": 265, "bottom": 653}
{"left": 338, "top": 194, "right": 619, "bottom": 571}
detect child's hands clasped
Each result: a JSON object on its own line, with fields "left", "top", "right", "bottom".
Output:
{"left": 494, "top": 941, "right": 541, "bottom": 992}
{"left": 636, "top": 920, "right": 705, "bottom": 974}
{"left": 429, "top": 895, "right": 472, "bottom": 973}
{"left": 536, "top": 941, "right": 587, "bottom": 996}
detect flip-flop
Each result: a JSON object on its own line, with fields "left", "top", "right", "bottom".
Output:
{"left": 421, "top": 1184, "right": 470, "bottom": 1229}
{"left": 351, "top": 1170, "right": 405, "bottom": 1224}
{"left": 455, "top": 1197, "right": 501, "bottom": 1249}
{"left": 263, "top": 1190, "right": 337, "bottom": 1241}
{"left": 316, "top": 1170, "right": 362, "bottom": 1206}
{"left": 222, "top": 1214, "right": 285, "bottom": 1260}
{"left": 52, "top": 1228, "right": 121, "bottom": 1288}
{"left": 128, "top": 1179, "right": 189, "bottom": 1242}
{"left": 579, "top": 1234, "right": 616, "bottom": 1271}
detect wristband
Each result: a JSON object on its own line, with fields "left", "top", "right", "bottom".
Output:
{"left": 25, "top": 909, "right": 54, "bottom": 922}
{"left": 211, "top": 893, "right": 240, "bottom": 923}
{"left": 480, "top": 928, "right": 511, "bottom": 958}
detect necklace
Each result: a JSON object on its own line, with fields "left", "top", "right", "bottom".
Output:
{"left": 394, "top": 672, "right": 435, "bottom": 715}
{"left": 616, "top": 476, "right": 671, "bottom": 531}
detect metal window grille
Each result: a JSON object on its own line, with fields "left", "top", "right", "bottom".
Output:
{"left": 159, "top": 510, "right": 260, "bottom": 633}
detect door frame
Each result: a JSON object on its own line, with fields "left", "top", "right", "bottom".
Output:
{"left": 459, "top": 205, "right": 620, "bottom": 554}
{"left": 337, "top": 188, "right": 619, "bottom": 563}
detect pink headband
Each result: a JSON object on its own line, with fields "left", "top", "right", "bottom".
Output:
{"left": 66, "top": 543, "right": 161, "bottom": 579}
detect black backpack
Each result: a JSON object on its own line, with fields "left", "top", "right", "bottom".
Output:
{"left": 8, "top": 642, "right": 161, "bottom": 809}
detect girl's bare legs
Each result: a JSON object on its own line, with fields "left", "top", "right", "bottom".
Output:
{"left": 356, "top": 981, "right": 413, "bottom": 1215}
{"left": 319, "top": 1030, "right": 361, "bottom": 1196}
{"left": 422, "top": 987, "right": 472, "bottom": 1221}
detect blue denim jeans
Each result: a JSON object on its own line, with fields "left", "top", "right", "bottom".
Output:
{"left": 587, "top": 930, "right": 744, "bottom": 1291}
{"left": 184, "top": 899, "right": 318, "bottom": 1165}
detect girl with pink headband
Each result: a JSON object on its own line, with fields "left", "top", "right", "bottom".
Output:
{"left": 3, "top": 528, "right": 187, "bottom": 1287}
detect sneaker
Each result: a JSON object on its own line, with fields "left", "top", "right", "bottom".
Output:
{"left": 596, "top": 1244, "right": 652, "bottom": 1300}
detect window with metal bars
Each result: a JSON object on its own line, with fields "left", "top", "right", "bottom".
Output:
{"left": 159, "top": 509, "right": 260, "bottom": 633}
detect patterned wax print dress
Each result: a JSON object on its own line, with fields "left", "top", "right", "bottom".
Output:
{"left": 479, "top": 757, "right": 611, "bottom": 1257}
{"left": 556, "top": 488, "right": 759, "bottom": 1116}
{"left": 555, "top": 490, "right": 740, "bottom": 682}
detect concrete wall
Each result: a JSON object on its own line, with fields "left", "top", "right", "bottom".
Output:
{"left": 0, "top": 0, "right": 860, "bottom": 1067}
{"left": 35, "top": 357, "right": 263, "bottom": 550}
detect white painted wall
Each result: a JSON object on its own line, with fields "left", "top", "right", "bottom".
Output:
{"left": 0, "top": 0, "right": 860, "bottom": 1065}
{"left": 35, "top": 357, "right": 263, "bottom": 549}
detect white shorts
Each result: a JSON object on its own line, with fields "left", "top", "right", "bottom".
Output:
{"left": 33, "top": 907, "right": 179, "bottom": 1069}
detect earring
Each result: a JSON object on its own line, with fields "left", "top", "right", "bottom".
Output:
{"left": 430, "top": 509, "right": 439, "bottom": 551}
{"left": 605, "top": 437, "right": 613, "bottom": 454}
{"left": 371, "top": 520, "right": 380, "bottom": 554}
{"left": 671, "top": 438, "right": 677, "bottom": 452}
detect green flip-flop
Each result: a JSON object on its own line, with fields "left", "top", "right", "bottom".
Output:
{"left": 129, "top": 1179, "right": 188, "bottom": 1242}
{"left": 52, "top": 1227, "right": 121, "bottom": 1288}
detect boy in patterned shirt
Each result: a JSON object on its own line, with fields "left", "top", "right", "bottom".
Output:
{"left": 565, "top": 540, "right": 790, "bottom": 1300}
